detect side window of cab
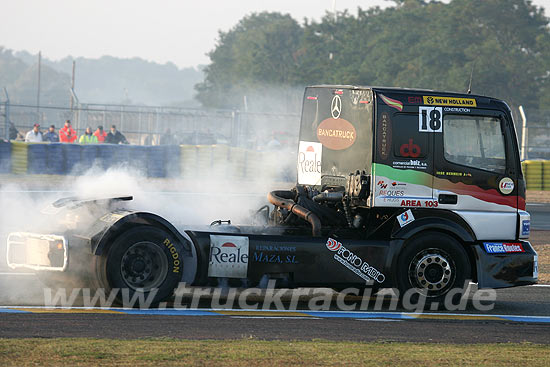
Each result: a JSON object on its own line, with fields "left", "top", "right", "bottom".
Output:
{"left": 443, "top": 115, "right": 506, "bottom": 173}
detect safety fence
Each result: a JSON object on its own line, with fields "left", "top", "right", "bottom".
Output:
{"left": 1, "top": 102, "right": 301, "bottom": 150}
{"left": 0, "top": 141, "right": 294, "bottom": 180}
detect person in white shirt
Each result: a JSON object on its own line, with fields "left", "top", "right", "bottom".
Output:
{"left": 25, "top": 123, "right": 43, "bottom": 143}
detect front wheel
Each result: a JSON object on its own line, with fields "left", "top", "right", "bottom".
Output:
{"left": 95, "top": 225, "right": 184, "bottom": 306}
{"left": 397, "top": 232, "right": 471, "bottom": 304}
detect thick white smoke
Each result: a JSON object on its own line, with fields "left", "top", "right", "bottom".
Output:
{"left": 0, "top": 143, "right": 296, "bottom": 305}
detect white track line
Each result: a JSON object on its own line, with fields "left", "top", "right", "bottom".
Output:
{"left": 230, "top": 316, "right": 321, "bottom": 319}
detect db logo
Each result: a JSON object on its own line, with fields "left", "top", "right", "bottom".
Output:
{"left": 326, "top": 238, "right": 341, "bottom": 252}
{"left": 399, "top": 139, "right": 421, "bottom": 158}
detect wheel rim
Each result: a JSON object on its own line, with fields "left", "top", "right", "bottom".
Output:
{"left": 408, "top": 248, "right": 456, "bottom": 298}
{"left": 120, "top": 241, "right": 168, "bottom": 291}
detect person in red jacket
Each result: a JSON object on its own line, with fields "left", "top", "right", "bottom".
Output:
{"left": 93, "top": 125, "right": 108, "bottom": 143}
{"left": 59, "top": 120, "right": 77, "bottom": 143}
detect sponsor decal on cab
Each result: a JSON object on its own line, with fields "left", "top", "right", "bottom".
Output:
{"left": 444, "top": 107, "right": 471, "bottom": 113}
{"left": 499, "top": 177, "right": 514, "bottom": 194}
{"left": 423, "top": 96, "right": 477, "bottom": 107}
{"left": 379, "top": 94, "right": 403, "bottom": 111}
{"left": 297, "top": 141, "right": 322, "bottom": 185}
{"left": 317, "top": 118, "right": 356, "bottom": 150}
{"left": 522, "top": 220, "right": 531, "bottom": 236}
{"left": 397, "top": 209, "right": 415, "bottom": 227}
{"left": 392, "top": 159, "right": 428, "bottom": 170}
{"left": 483, "top": 242, "right": 525, "bottom": 254}
{"left": 399, "top": 138, "right": 421, "bottom": 158}
{"left": 376, "top": 180, "right": 405, "bottom": 199}
{"left": 325, "top": 238, "right": 385, "bottom": 283}
{"left": 208, "top": 235, "right": 249, "bottom": 278}
{"left": 377, "top": 112, "right": 392, "bottom": 160}
{"left": 253, "top": 244, "right": 299, "bottom": 264}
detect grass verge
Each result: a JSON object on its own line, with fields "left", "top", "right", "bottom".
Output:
{"left": 0, "top": 338, "right": 549, "bottom": 366}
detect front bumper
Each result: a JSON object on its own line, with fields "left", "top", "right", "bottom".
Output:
{"left": 474, "top": 240, "right": 538, "bottom": 289}
{"left": 7, "top": 232, "right": 68, "bottom": 271}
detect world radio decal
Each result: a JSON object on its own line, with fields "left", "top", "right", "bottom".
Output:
{"left": 325, "top": 238, "right": 385, "bottom": 283}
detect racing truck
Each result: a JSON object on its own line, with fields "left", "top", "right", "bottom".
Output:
{"left": 6, "top": 86, "right": 538, "bottom": 305}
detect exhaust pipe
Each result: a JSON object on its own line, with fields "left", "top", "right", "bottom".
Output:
{"left": 268, "top": 190, "right": 322, "bottom": 237}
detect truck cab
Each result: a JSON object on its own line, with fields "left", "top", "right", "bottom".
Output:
{"left": 294, "top": 85, "right": 536, "bottom": 296}
{"left": 299, "top": 86, "right": 529, "bottom": 240}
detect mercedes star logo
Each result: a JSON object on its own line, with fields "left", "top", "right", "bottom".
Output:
{"left": 331, "top": 95, "right": 342, "bottom": 119}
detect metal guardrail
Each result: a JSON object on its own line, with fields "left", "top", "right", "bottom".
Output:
{"left": 1, "top": 102, "right": 301, "bottom": 150}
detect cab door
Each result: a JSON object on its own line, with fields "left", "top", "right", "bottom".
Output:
{"left": 373, "top": 93, "right": 435, "bottom": 209}
{"left": 433, "top": 108, "right": 519, "bottom": 240}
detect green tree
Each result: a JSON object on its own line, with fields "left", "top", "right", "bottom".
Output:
{"left": 197, "top": 0, "right": 550, "bottom": 111}
{"left": 195, "top": 12, "right": 304, "bottom": 109}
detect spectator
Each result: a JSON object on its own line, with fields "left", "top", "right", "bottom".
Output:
{"left": 79, "top": 127, "right": 98, "bottom": 144}
{"left": 59, "top": 120, "right": 77, "bottom": 143}
{"left": 105, "top": 125, "right": 129, "bottom": 144}
{"left": 94, "top": 125, "right": 107, "bottom": 143}
{"left": 143, "top": 134, "right": 153, "bottom": 146}
{"left": 266, "top": 135, "right": 281, "bottom": 150}
{"left": 25, "top": 123, "right": 43, "bottom": 142}
{"left": 9, "top": 122, "right": 23, "bottom": 141}
{"left": 43, "top": 125, "right": 59, "bottom": 142}
{"left": 160, "top": 128, "right": 176, "bottom": 145}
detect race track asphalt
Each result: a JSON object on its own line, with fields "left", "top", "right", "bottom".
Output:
{"left": 0, "top": 281, "right": 549, "bottom": 343}
{"left": 1, "top": 312, "right": 549, "bottom": 343}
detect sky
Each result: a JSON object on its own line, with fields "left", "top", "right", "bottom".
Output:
{"left": 1, "top": 0, "right": 549, "bottom": 69}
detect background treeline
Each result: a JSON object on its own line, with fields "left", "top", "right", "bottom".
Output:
{"left": 0, "top": 49, "right": 203, "bottom": 107}
{"left": 196, "top": 0, "right": 550, "bottom": 112}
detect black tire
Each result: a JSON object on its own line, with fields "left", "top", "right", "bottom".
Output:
{"left": 95, "top": 225, "right": 184, "bottom": 307}
{"left": 396, "top": 231, "right": 471, "bottom": 305}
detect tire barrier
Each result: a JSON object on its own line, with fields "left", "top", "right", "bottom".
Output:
{"left": 180, "top": 145, "right": 198, "bottom": 177}
{"left": 11, "top": 141, "right": 28, "bottom": 174}
{"left": 544, "top": 161, "right": 550, "bottom": 191}
{"left": 7, "top": 142, "right": 550, "bottom": 187}
{"left": 164, "top": 145, "right": 181, "bottom": 178}
{"left": 0, "top": 141, "right": 11, "bottom": 173}
{"left": 0, "top": 142, "right": 288, "bottom": 180}
{"left": 147, "top": 146, "right": 167, "bottom": 178}
{"left": 81, "top": 144, "right": 99, "bottom": 171}
{"left": 46, "top": 143, "right": 65, "bottom": 175}
{"left": 27, "top": 143, "right": 47, "bottom": 174}
{"left": 63, "top": 144, "right": 82, "bottom": 175}
{"left": 523, "top": 160, "right": 543, "bottom": 190}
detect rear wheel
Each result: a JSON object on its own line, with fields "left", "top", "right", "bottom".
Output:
{"left": 95, "top": 225, "right": 184, "bottom": 306}
{"left": 397, "top": 232, "right": 471, "bottom": 305}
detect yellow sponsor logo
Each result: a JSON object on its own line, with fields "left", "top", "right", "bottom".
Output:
{"left": 423, "top": 96, "right": 477, "bottom": 107}
{"left": 163, "top": 238, "right": 180, "bottom": 273}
